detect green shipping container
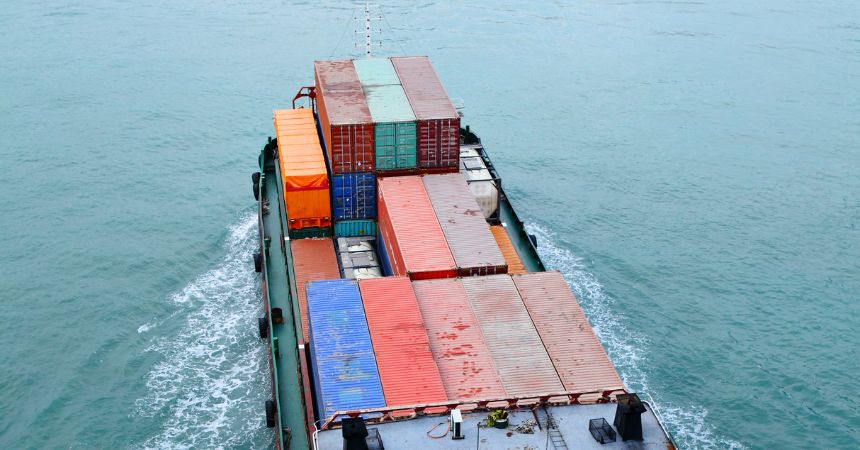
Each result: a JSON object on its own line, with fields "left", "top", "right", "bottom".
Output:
{"left": 363, "top": 84, "right": 417, "bottom": 171}
{"left": 334, "top": 219, "right": 378, "bottom": 237}
{"left": 289, "top": 227, "right": 333, "bottom": 240}
{"left": 352, "top": 58, "right": 401, "bottom": 86}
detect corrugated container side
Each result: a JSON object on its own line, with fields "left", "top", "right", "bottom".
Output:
{"left": 363, "top": 84, "right": 417, "bottom": 171}
{"left": 513, "top": 272, "right": 625, "bottom": 393}
{"left": 274, "top": 109, "right": 332, "bottom": 230}
{"left": 376, "top": 229, "right": 393, "bottom": 276}
{"left": 412, "top": 279, "right": 507, "bottom": 401}
{"left": 331, "top": 172, "right": 376, "bottom": 220}
{"left": 489, "top": 225, "right": 527, "bottom": 275}
{"left": 391, "top": 56, "right": 460, "bottom": 169}
{"left": 290, "top": 239, "right": 341, "bottom": 342}
{"left": 422, "top": 173, "right": 507, "bottom": 276}
{"left": 306, "top": 279, "right": 386, "bottom": 419}
{"left": 377, "top": 176, "right": 456, "bottom": 280}
{"left": 314, "top": 61, "right": 375, "bottom": 173}
{"left": 334, "top": 219, "right": 377, "bottom": 237}
{"left": 460, "top": 275, "right": 564, "bottom": 396}
{"left": 359, "top": 277, "right": 448, "bottom": 407}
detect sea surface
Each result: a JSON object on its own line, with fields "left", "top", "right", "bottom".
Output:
{"left": 1, "top": 1, "right": 858, "bottom": 449}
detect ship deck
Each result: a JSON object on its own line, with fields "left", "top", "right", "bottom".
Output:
{"left": 314, "top": 403, "right": 672, "bottom": 450}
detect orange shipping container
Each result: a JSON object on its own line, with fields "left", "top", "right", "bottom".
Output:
{"left": 291, "top": 238, "right": 341, "bottom": 342}
{"left": 273, "top": 109, "right": 332, "bottom": 230}
{"left": 489, "top": 225, "right": 527, "bottom": 275}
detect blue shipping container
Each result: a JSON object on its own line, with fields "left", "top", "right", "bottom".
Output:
{"left": 377, "top": 231, "right": 393, "bottom": 276}
{"left": 335, "top": 219, "right": 378, "bottom": 237}
{"left": 307, "top": 279, "right": 386, "bottom": 420}
{"left": 332, "top": 172, "right": 377, "bottom": 220}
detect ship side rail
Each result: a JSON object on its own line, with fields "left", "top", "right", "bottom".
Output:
{"left": 318, "top": 387, "right": 627, "bottom": 431}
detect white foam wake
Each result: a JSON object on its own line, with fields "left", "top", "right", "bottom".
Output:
{"left": 526, "top": 222, "right": 745, "bottom": 450}
{"left": 133, "top": 215, "right": 272, "bottom": 449}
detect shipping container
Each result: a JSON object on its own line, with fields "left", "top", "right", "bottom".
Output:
{"left": 412, "top": 279, "right": 507, "bottom": 401}
{"left": 359, "top": 277, "right": 447, "bottom": 407}
{"left": 353, "top": 58, "right": 400, "bottom": 86}
{"left": 489, "top": 225, "right": 527, "bottom": 275}
{"left": 306, "top": 279, "right": 386, "bottom": 420}
{"left": 422, "top": 173, "right": 507, "bottom": 276}
{"left": 460, "top": 275, "right": 564, "bottom": 396}
{"left": 359, "top": 84, "right": 416, "bottom": 171}
{"left": 273, "top": 109, "right": 332, "bottom": 230}
{"left": 290, "top": 238, "right": 341, "bottom": 342}
{"left": 331, "top": 172, "right": 376, "bottom": 220}
{"left": 314, "top": 60, "right": 375, "bottom": 173}
{"left": 459, "top": 147, "right": 499, "bottom": 220}
{"left": 377, "top": 176, "right": 456, "bottom": 280}
{"left": 512, "top": 272, "right": 624, "bottom": 393}
{"left": 391, "top": 56, "right": 460, "bottom": 169}
{"left": 334, "top": 219, "right": 377, "bottom": 237}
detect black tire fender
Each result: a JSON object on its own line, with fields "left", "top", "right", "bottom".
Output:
{"left": 258, "top": 317, "right": 269, "bottom": 339}
{"left": 265, "top": 400, "right": 276, "bottom": 428}
{"left": 252, "top": 172, "right": 261, "bottom": 201}
{"left": 254, "top": 252, "right": 262, "bottom": 273}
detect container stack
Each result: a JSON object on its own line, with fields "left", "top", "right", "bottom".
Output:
{"left": 376, "top": 176, "right": 457, "bottom": 280}
{"left": 422, "top": 172, "right": 507, "bottom": 276}
{"left": 314, "top": 61, "right": 377, "bottom": 237}
{"left": 290, "top": 238, "right": 341, "bottom": 342}
{"left": 358, "top": 277, "right": 448, "bottom": 408}
{"left": 391, "top": 56, "right": 460, "bottom": 170}
{"left": 306, "top": 279, "right": 385, "bottom": 420}
{"left": 337, "top": 236, "right": 383, "bottom": 280}
{"left": 354, "top": 58, "right": 418, "bottom": 172}
{"left": 273, "top": 109, "right": 332, "bottom": 236}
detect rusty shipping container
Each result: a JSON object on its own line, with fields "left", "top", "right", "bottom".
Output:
{"left": 513, "top": 272, "right": 624, "bottom": 393}
{"left": 359, "top": 277, "right": 448, "bottom": 407}
{"left": 489, "top": 225, "right": 527, "bottom": 275}
{"left": 422, "top": 173, "right": 507, "bottom": 276}
{"left": 314, "top": 60, "right": 375, "bottom": 173}
{"left": 391, "top": 56, "right": 460, "bottom": 169}
{"left": 412, "top": 278, "right": 507, "bottom": 401}
{"left": 377, "top": 176, "right": 457, "bottom": 280}
{"left": 290, "top": 238, "right": 341, "bottom": 343}
{"left": 460, "top": 275, "right": 564, "bottom": 397}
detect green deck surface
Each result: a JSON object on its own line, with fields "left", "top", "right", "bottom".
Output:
{"left": 260, "top": 153, "right": 310, "bottom": 450}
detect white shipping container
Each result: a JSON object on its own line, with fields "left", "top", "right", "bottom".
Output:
{"left": 459, "top": 147, "right": 499, "bottom": 220}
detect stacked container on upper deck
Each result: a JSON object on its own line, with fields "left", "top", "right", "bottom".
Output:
{"left": 391, "top": 56, "right": 460, "bottom": 170}
{"left": 273, "top": 109, "right": 332, "bottom": 232}
{"left": 315, "top": 60, "right": 377, "bottom": 237}
{"left": 353, "top": 59, "right": 417, "bottom": 172}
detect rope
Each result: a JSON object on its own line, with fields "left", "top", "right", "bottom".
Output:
{"left": 426, "top": 421, "right": 450, "bottom": 439}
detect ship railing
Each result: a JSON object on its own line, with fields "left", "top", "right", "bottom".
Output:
{"left": 292, "top": 86, "right": 316, "bottom": 111}
{"left": 319, "top": 387, "right": 627, "bottom": 431}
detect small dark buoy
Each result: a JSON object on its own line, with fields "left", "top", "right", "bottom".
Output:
{"left": 265, "top": 400, "right": 276, "bottom": 428}
{"left": 272, "top": 307, "right": 284, "bottom": 325}
{"left": 258, "top": 317, "right": 269, "bottom": 339}
{"left": 254, "top": 252, "right": 262, "bottom": 273}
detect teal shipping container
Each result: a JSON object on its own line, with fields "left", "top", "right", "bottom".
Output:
{"left": 352, "top": 58, "right": 401, "bottom": 86}
{"left": 334, "top": 219, "right": 377, "bottom": 237}
{"left": 353, "top": 59, "right": 418, "bottom": 171}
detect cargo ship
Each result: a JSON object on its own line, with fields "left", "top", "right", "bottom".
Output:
{"left": 252, "top": 55, "right": 677, "bottom": 450}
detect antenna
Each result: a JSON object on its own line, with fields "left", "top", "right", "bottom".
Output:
{"left": 364, "top": 2, "right": 372, "bottom": 57}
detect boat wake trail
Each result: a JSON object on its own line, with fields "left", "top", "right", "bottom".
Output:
{"left": 134, "top": 215, "right": 272, "bottom": 449}
{"left": 526, "top": 223, "right": 744, "bottom": 450}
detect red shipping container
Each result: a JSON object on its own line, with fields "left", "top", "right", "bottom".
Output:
{"left": 359, "top": 277, "right": 448, "bottom": 407}
{"left": 423, "top": 173, "right": 507, "bottom": 276}
{"left": 513, "top": 272, "right": 624, "bottom": 393}
{"left": 314, "top": 60, "right": 375, "bottom": 173}
{"left": 291, "top": 238, "right": 341, "bottom": 342}
{"left": 391, "top": 56, "right": 460, "bottom": 169}
{"left": 377, "top": 176, "right": 456, "bottom": 280}
{"left": 413, "top": 279, "right": 507, "bottom": 401}
{"left": 460, "top": 275, "right": 564, "bottom": 397}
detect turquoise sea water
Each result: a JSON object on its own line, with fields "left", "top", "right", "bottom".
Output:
{"left": 1, "top": 1, "right": 858, "bottom": 448}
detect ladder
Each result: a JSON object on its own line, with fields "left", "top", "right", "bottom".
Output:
{"left": 545, "top": 412, "right": 569, "bottom": 450}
